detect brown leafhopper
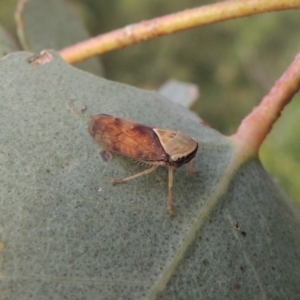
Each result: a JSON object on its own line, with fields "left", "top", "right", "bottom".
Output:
{"left": 89, "top": 114, "right": 198, "bottom": 216}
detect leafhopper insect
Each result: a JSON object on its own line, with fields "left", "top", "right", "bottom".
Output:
{"left": 88, "top": 114, "right": 198, "bottom": 216}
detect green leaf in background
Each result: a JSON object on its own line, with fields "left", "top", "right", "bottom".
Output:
{"left": 0, "top": 51, "right": 300, "bottom": 299}
{"left": 15, "top": 0, "right": 103, "bottom": 76}
{"left": 0, "top": 24, "right": 20, "bottom": 58}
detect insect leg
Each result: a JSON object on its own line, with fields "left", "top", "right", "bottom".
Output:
{"left": 186, "top": 159, "right": 199, "bottom": 176}
{"left": 168, "top": 166, "right": 175, "bottom": 217}
{"left": 111, "top": 165, "right": 159, "bottom": 185}
{"left": 186, "top": 159, "right": 194, "bottom": 176}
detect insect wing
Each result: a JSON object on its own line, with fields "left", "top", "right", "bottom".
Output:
{"left": 89, "top": 114, "right": 167, "bottom": 163}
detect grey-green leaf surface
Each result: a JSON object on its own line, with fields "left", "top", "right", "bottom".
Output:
{"left": 0, "top": 51, "right": 300, "bottom": 300}
{"left": 15, "top": 0, "right": 103, "bottom": 76}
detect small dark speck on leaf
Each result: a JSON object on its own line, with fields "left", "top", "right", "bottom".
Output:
{"left": 202, "top": 259, "right": 209, "bottom": 267}
{"left": 234, "top": 221, "right": 247, "bottom": 237}
{"left": 121, "top": 233, "right": 129, "bottom": 240}
{"left": 100, "top": 150, "right": 112, "bottom": 162}
{"left": 62, "top": 162, "right": 69, "bottom": 169}
{"left": 234, "top": 283, "right": 240, "bottom": 289}
{"left": 234, "top": 221, "right": 241, "bottom": 231}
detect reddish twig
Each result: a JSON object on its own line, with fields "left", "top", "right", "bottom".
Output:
{"left": 230, "top": 53, "right": 300, "bottom": 156}
{"left": 59, "top": 0, "right": 300, "bottom": 64}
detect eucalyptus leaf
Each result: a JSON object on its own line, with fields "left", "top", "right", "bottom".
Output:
{"left": 15, "top": 0, "right": 103, "bottom": 76}
{"left": 0, "top": 51, "right": 299, "bottom": 300}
